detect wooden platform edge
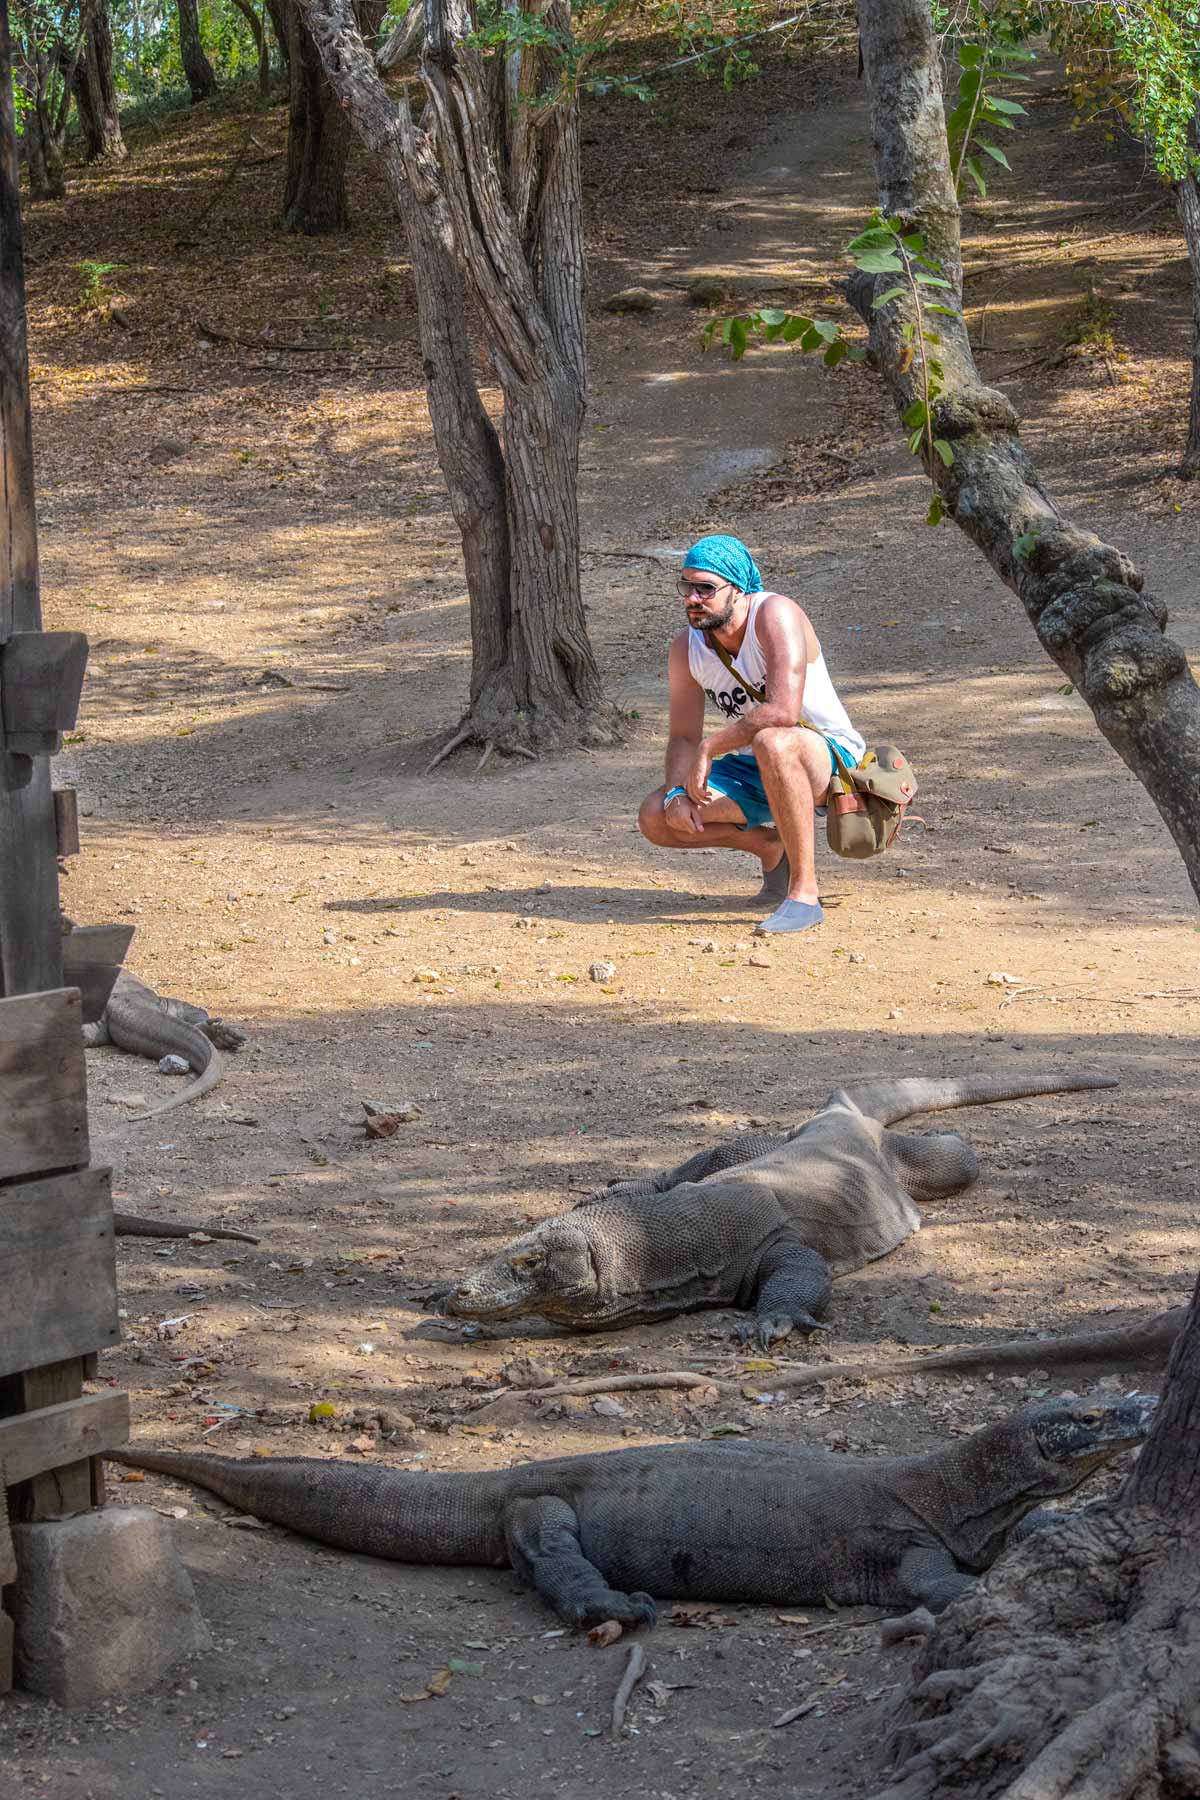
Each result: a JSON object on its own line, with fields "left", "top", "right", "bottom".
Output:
{"left": 0, "top": 1392, "right": 129, "bottom": 1487}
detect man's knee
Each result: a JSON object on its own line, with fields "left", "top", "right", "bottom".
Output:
{"left": 638, "top": 789, "right": 672, "bottom": 846}
{"left": 752, "top": 727, "right": 803, "bottom": 770}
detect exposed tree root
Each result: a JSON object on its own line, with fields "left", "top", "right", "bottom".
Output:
{"left": 425, "top": 697, "right": 624, "bottom": 773}
{"left": 870, "top": 1507, "right": 1200, "bottom": 1800}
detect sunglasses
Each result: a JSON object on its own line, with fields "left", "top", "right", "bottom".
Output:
{"left": 677, "top": 578, "right": 726, "bottom": 600}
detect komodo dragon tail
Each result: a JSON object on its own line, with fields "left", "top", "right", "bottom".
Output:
{"left": 832, "top": 1070, "right": 1117, "bottom": 1128}
{"left": 104, "top": 972, "right": 226, "bottom": 1121}
{"left": 112, "top": 1214, "right": 259, "bottom": 1244}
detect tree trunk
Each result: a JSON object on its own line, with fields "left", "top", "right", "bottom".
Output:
{"left": 1176, "top": 167, "right": 1200, "bottom": 480}
{"left": 850, "top": 0, "right": 1200, "bottom": 904}
{"left": 296, "top": 0, "right": 619, "bottom": 758}
{"left": 72, "top": 1, "right": 127, "bottom": 163}
{"left": 872, "top": 1269, "right": 1200, "bottom": 1800}
{"left": 230, "top": 0, "right": 271, "bottom": 98}
{"left": 22, "top": 47, "right": 65, "bottom": 199}
{"left": 263, "top": 0, "right": 289, "bottom": 70}
{"left": 282, "top": 0, "right": 383, "bottom": 233}
{"left": 176, "top": 0, "right": 217, "bottom": 101}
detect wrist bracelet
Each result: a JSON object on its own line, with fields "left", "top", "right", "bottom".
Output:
{"left": 664, "top": 786, "right": 687, "bottom": 803}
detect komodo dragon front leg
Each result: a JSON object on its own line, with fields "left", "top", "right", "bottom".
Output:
{"left": 589, "top": 1129, "right": 790, "bottom": 1205}
{"left": 738, "top": 1235, "right": 833, "bottom": 1349}
{"left": 504, "top": 1497, "right": 657, "bottom": 1629}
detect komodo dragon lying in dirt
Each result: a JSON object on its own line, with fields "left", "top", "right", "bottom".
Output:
{"left": 83, "top": 969, "right": 247, "bottom": 1120}
{"left": 443, "top": 1070, "right": 1117, "bottom": 1347}
{"left": 109, "top": 1393, "right": 1153, "bottom": 1637}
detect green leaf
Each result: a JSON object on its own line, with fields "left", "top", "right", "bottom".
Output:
{"left": 957, "top": 68, "right": 982, "bottom": 102}
{"left": 900, "top": 231, "right": 926, "bottom": 253}
{"left": 902, "top": 398, "right": 927, "bottom": 428}
{"left": 965, "top": 156, "right": 987, "bottom": 198}
{"left": 845, "top": 226, "right": 897, "bottom": 253}
{"left": 908, "top": 426, "right": 925, "bottom": 454}
{"left": 799, "top": 326, "right": 823, "bottom": 352}
{"left": 730, "top": 317, "right": 749, "bottom": 360}
{"left": 932, "top": 438, "right": 955, "bottom": 467}
{"left": 978, "top": 141, "right": 1012, "bottom": 169}
{"left": 756, "top": 308, "right": 788, "bottom": 327}
{"left": 958, "top": 42, "right": 983, "bottom": 67}
{"left": 913, "top": 272, "right": 953, "bottom": 287}
{"left": 823, "top": 339, "right": 847, "bottom": 367}
{"left": 812, "top": 318, "right": 840, "bottom": 342}
{"left": 926, "top": 493, "right": 946, "bottom": 527}
{"left": 721, "top": 317, "right": 735, "bottom": 345}
{"left": 780, "top": 315, "right": 813, "bottom": 342}
{"left": 843, "top": 345, "right": 869, "bottom": 362}
{"left": 927, "top": 303, "right": 961, "bottom": 315}
{"left": 854, "top": 251, "right": 904, "bottom": 274}
{"left": 987, "top": 96, "right": 1027, "bottom": 114}
{"left": 871, "top": 285, "right": 908, "bottom": 308}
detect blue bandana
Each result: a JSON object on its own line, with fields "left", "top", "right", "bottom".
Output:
{"left": 682, "top": 534, "right": 763, "bottom": 594}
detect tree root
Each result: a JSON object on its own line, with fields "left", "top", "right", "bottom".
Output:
{"left": 869, "top": 1507, "right": 1200, "bottom": 1800}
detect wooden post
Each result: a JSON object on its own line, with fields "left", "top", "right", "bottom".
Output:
{"left": 0, "top": 0, "right": 62, "bottom": 998}
{"left": 0, "top": 0, "right": 103, "bottom": 1634}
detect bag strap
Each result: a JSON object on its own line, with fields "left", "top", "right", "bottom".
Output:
{"left": 706, "top": 631, "right": 767, "bottom": 704}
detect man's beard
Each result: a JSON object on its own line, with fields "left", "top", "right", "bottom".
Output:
{"left": 690, "top": 595, "right": 737, "bottom": 632}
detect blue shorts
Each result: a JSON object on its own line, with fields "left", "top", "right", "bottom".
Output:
{"left": 705, "top": 742, "right": 856, "bottom": 829}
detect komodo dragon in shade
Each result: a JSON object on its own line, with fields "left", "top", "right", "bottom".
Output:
{"left": 84, "top": 969, "right": 247, "bottom": 1121}
{"left": 108, "top": 1393, "right": 1154, "bottom": 1635}
{"left": 443, "top": 1070, "right": 1118, "bottom": 1347}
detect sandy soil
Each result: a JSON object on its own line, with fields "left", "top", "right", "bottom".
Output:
{"left": 2, "top": 44, "right": 1199, "bottom": 1800}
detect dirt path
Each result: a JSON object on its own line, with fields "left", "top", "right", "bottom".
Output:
{"left": 4, "top": 52, "right": 1199, "bottom": 1800}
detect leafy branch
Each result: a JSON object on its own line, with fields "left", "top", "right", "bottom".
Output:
{"left": 946, "top": 33, "right": 1033, "bottom": 199}
{"left": 703, "top": 216, "right": 961, "bottom": 525}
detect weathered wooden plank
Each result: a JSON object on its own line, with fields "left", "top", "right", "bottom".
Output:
{"left": 0, "top": 757, "right": 62, "bottom": 997}
{"left": 0, "top": 988, "right": 88, "bottom": 1180}
{"left": 0, "top": 1610, "right": 11, "bottom": 1696}
{"left": 0, "top": 1472, "right": 14, "bottom": 1583}
{"left": 1, "top": 631, "right": 88, "bottom": 754}
{"left": 60, "top": 924, "right": 132, "bottom": 1025}
{"left": 0, "top": 1168, "right": 117, "bottom": 1379}
{"left": 52, "top": 786, "right": 79, "bottom": 858}
{"left": 0, "top": 1393, "right": 128, "bottom": 1487}
{"left": 0, "top": 1361, "right": 93, "bottom": 1517}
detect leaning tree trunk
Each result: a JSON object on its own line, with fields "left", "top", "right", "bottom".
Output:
{"left": 282, "top": 0, "right": 381, "bottom": 232}
{"left": 1176, "top": 160, "right": 1200, "bottom": 479}
{"left": 72, "top": 0, "right": 127, "bottom": 163}
{"left": 230, "top": 0, "right": 271, "bottom": 96}
{"left": 263, "top": 0, "right": 289, "bottom": 69}
{"left": 872, "top": 1265, "right": 1200, "bottom": 1800}
{"left": 20, "top": 44, "right": 65, "bottom": 199}
{"left": 297, "top": 0, "right": 619, "bottom": 760}
{"left": 851, "top": 0, "right": 1200, "bottom": 902}
{"left": 175, "top": 0, "right": 217, "bottom": 100}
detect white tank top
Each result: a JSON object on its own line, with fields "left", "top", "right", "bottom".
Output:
{"left": 686, "top": 592, "right": 865, "bottom": 763}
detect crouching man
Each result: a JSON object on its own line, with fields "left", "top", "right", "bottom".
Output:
{"left": 638, "top": 533, "right": 864, "bottom": 936}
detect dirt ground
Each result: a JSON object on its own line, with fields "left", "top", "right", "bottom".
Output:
{"left": 3, "top": 39, "right": 1199, "bottom": 1800}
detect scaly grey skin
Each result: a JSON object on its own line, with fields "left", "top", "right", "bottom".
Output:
{"left": 443, "top": 1070, "right": 1118, "bottom": 1348}
{"left": 107, "top": 1394, "right": 1154, "bottom": 1634}
{"left": 113, "top": 1214, "right": 260, "bottom": 1244}
{"left": 84, "top": 970, "right": 245, "bottom": 1121}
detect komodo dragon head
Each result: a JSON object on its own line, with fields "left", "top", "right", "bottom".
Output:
{"left": 910, "top": 1390, "right": 1159, "bottom": 1573}
{"left": 444, "top": 1219, "right": 607, "bottom": 1325}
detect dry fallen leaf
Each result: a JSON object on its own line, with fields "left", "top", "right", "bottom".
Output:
{"left": 399, "top": 1667, "right": 453, "bottom": 1703}
{"left": 119, "top": 1471, "right": 146, "bottom": 1483}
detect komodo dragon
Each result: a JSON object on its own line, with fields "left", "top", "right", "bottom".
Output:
{"left": 84, "top": 969, "right": 247, "bottom": 1120}
{"left": 108, "top": 1393, "right": 1153, "bottom": 1635}
{"left": 443, "top": 1070, "right": 1117, "bottom": 1347}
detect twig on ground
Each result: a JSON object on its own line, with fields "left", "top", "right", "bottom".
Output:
{"left": 610, "top": 1642, "right": 648, "bottom": 1736}
{"left": 530, "top": 1372, "right": 719, "bottom": 1400}
{"left": 583, "top": 547, "right": 680, "bottom": 563}
{"left": 195, "top": 319, "right": 342, "bottom": 353}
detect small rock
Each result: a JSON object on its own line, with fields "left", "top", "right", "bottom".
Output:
{"left": 686, "top": 275, "right": 727, "bottom": 306}
{"left": 502, "top": 1357, "right": 553, "bottom": 1390}
{"left": 848, "top": 951, "right": 866, "bottom": 964}
{"left": 592, "top": 1397, "right": 627, "bottom": 1418}
{"left": 589, "top": 960, "right": 617, "bottom": 983}
{"left": 347, "top": 1435, "right": 376, "bottom": 1454}
{"left": 689, "top": 938, "right": 718, "bottom": 953}
{"left": 322, "top": 930, "right": 338, "bottom": 945}
{"left": 601, "top": 287, "right": 656, "bottom": 313}
{"left": 888, "top": 1008, "right": 905, "bottom": 1019}
{"left": 158, "top": 1055, "right": 190, "bottom": 1075}
{"left": 113, "top": 1092, "right": 147, "bottom": 1108}
{"left": 362, "top": 1100, "right": 422, "bottom": 1138}
{"left": 748, "top": 953, "right": 772, "bottom": 969}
